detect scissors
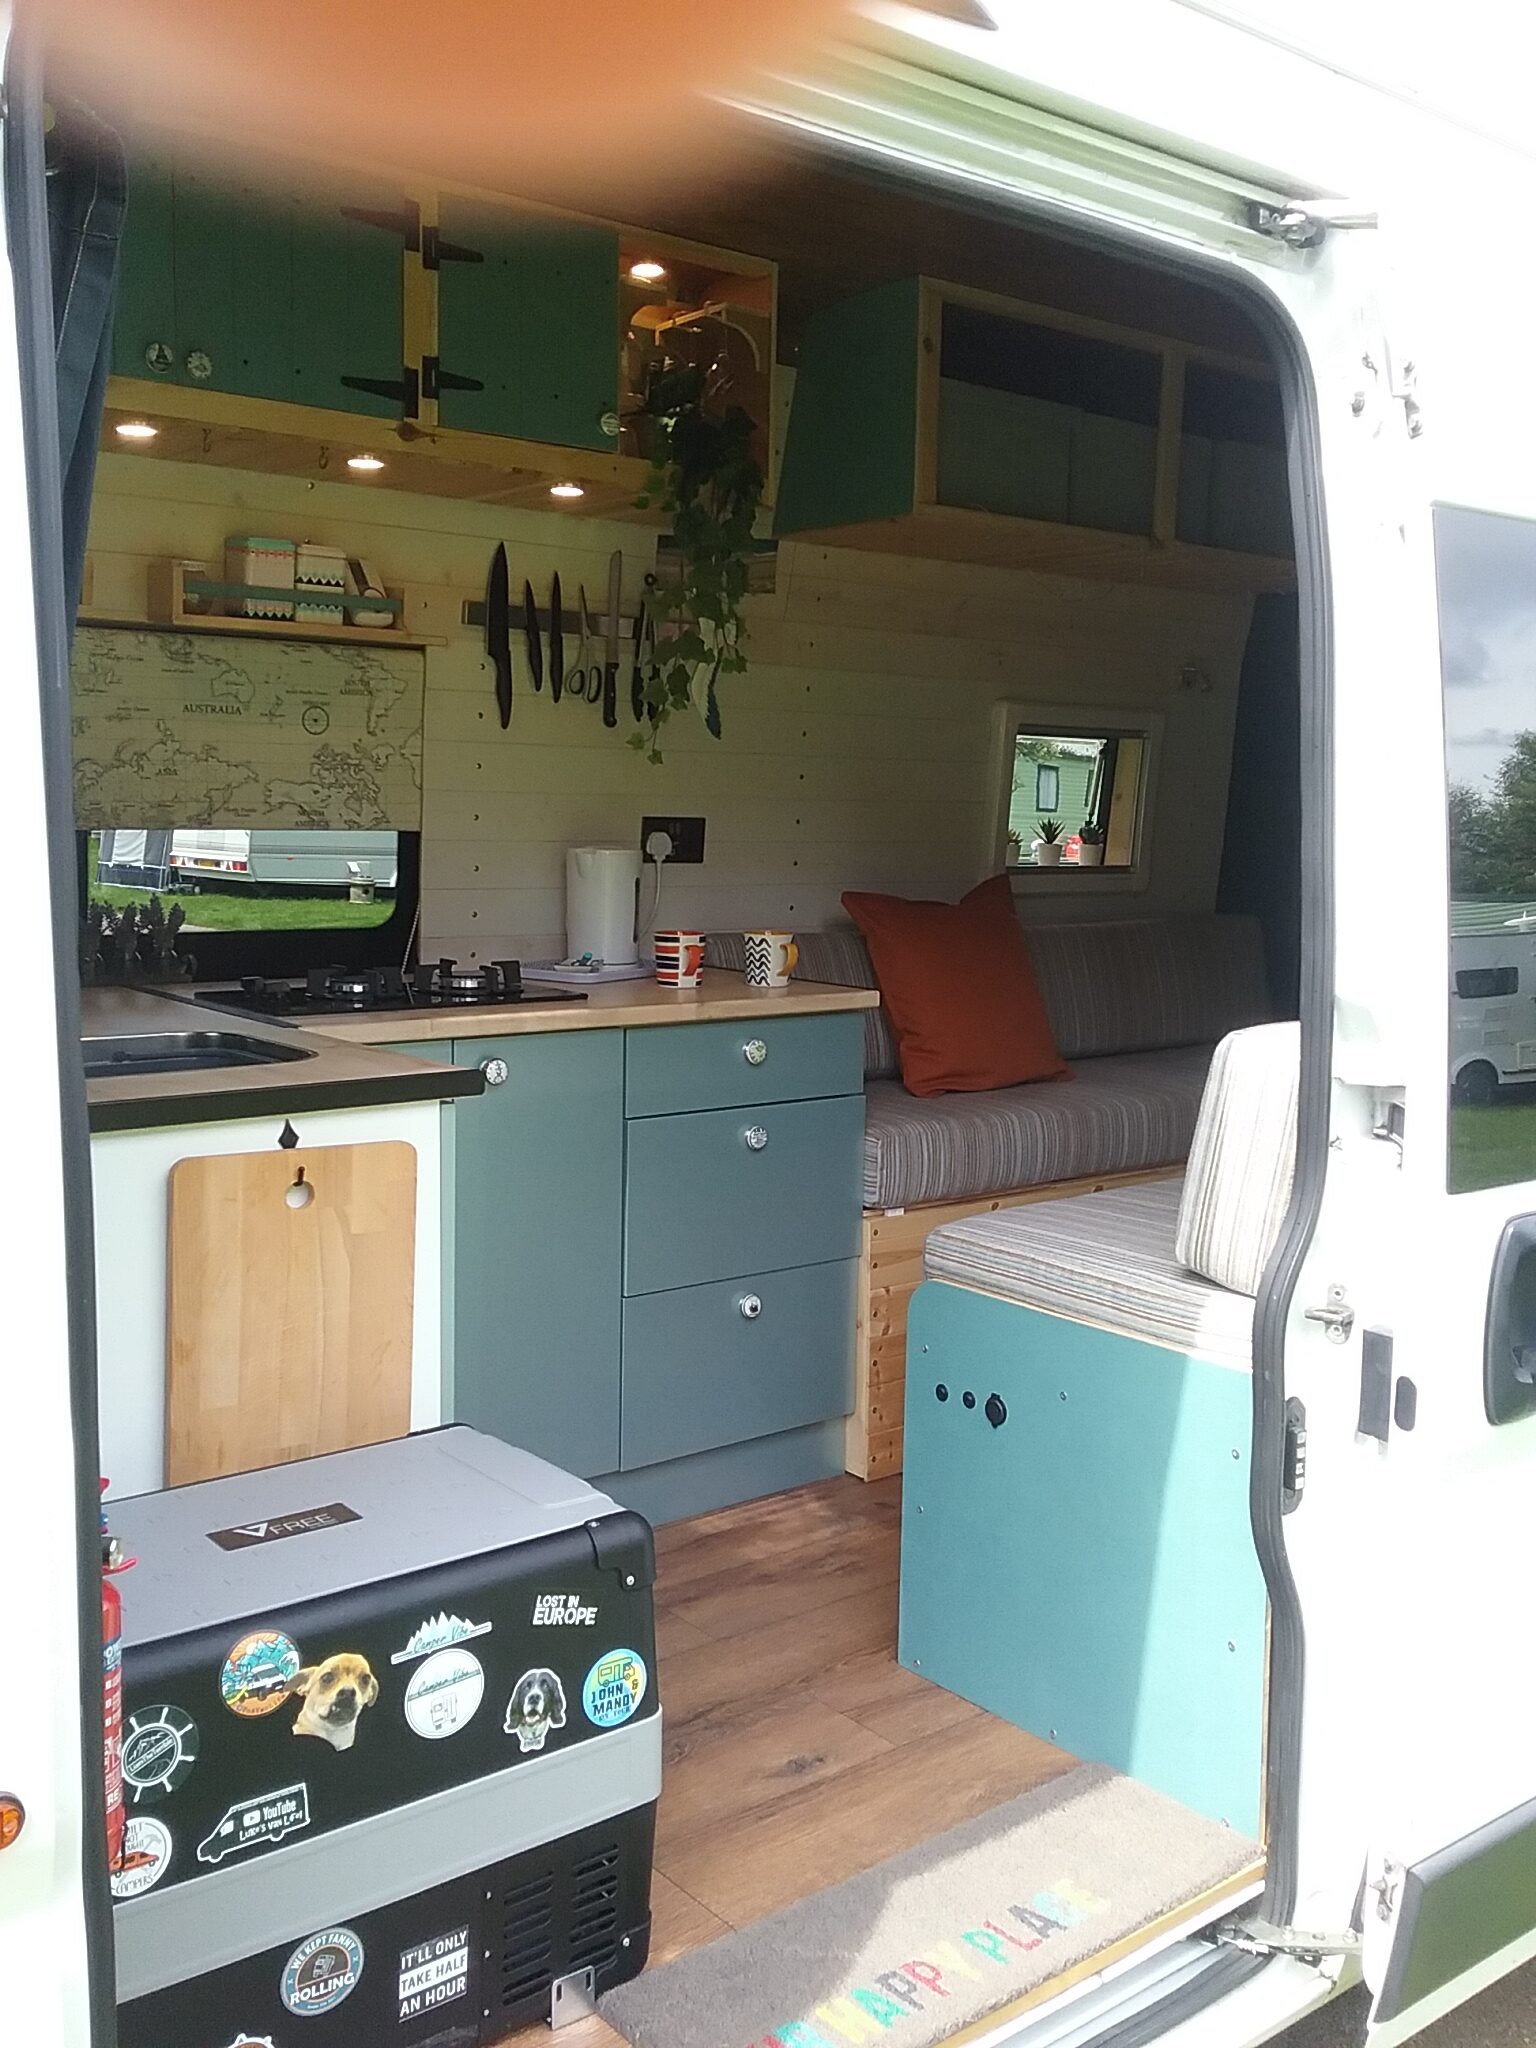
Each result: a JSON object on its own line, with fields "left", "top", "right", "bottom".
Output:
{"left": 566, "top": 584, "right": 604, "bottom": 704}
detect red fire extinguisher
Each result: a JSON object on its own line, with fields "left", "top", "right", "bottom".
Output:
{"left": 100, "top": 1482, "right": 134, "bottom": 1872}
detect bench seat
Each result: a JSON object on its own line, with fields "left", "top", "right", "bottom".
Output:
{"left": 923, "top": 1176, "right": 1255, "bottom": 1371}
{"left": 862, "top": 1043, "right": 1214, "bottom": 1210}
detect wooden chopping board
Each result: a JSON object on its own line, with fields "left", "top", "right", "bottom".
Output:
{"left": 166, "top": 1141, "right": 417, "bottom": 1486}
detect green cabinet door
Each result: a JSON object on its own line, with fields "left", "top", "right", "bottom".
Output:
{"left": 114, "top": 152, "right": 403, "bottom": 417}
{"left": 449, "top": 1030, "right": 624, "bottom": 1476}
{"left": 435, "top": 198, "right": 618, "bottom": 450}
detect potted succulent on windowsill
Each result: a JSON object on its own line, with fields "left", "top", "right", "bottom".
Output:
{"left": 1006, "top": 828, "right": 1023, "bottom": 867}
{"left": 1077, "top": 820, "right": 1106, "bottom": 868}
{"left": 1033, "top": 817, "right": 1065, "bottom": 868}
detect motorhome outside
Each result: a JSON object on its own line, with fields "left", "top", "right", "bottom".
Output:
{"left": 7, "top": 7, "right": 1536, "bottom": 2048}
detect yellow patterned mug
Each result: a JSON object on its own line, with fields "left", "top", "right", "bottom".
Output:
{"left": 743, "top": 930, "right": 798, "bottom": 988}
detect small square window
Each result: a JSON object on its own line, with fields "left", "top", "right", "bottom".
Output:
{"left": 1003, "top": 719, "right": 1151, "bottom": 873}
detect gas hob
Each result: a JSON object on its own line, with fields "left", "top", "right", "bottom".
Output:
{"left": 197, "top": 959, "right": 589, "bottom": 1021}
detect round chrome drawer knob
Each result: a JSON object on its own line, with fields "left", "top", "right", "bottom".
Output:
{"left": 479, "top": 1057, "right": 509, "bottom": 1086}
{"left": 185, "top": 348, "right": 214, "bottom": 381}
{"left": 739, "top": 1294, "right": 763, "bottom": 1320}
{"left": 144, "top": 340, "right": 174, "bottom": 375}
{"left": 743, "top": 1125, "right": 769, "bottom": 1151}
{"left": 742, "top": 1038, "right": 768, "bottom": 1066}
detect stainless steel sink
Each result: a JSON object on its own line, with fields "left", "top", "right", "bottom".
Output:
{"left": 82, "top": 1030, "right": 317, "bottom": 1082}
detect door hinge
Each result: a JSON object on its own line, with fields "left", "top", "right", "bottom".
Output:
{"left": 1249, "top": 200, "right": 1379, "bottom": 247}
{"left": 1206, "top": 1917, "right": 1361, "bottom": 1966}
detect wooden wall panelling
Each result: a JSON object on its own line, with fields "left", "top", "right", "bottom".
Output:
{"left": 844, "top": 1167, "right": 1182, "bottom": 1480}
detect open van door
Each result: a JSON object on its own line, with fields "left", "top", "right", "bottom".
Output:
{"left": 748, "top": 6, "right": 1536, "bottom": 2043}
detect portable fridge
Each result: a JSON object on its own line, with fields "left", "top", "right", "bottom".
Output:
{"left": 109, "top": 1426, "right": 659, "bottom": 2045}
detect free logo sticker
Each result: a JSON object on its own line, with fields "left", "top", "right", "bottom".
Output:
{"left": 504, "top": 1669, "right": 567, "bottom": 1753}
{"left": 397, "top": 1925, "right": 470, "bottom": 2022}
{"left": 582, "top": 1649, "right": 647, "bottom": 1730}
{"left": 198, "top": 1783, "right": 310, "bottom": 1865}
{"left": 532, "top": 1593, "right": 597, "bottom": 1627}
{"left": 390, "top": 1612, "right": 493, "bottom": 1666}
{"left": 226, "top": 2037, "right": 276, "bottom": 2047}
{"left": 220, "top": 1631, "right": 301, "bottom": 1717}
{"left": 111, "top": 1814, "right": 173, "bottom": 1899}
{"left": 281, "top": 1927, "right": 364, "bottom": 2016}
{"left": 402, "top": 1649, "right": 484, "bottom": 1740}
{"left": 121, "top": 1704, "right": 199, "bottom": 1803}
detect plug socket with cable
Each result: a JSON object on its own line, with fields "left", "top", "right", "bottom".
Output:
{"left": 640, "top": 815, "right": 705, "bottom": 863}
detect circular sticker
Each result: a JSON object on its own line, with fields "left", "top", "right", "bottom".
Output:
{"left": 220, "top": 1631, "right": 301, "bottom": 1718}
{"left": 111, "top": 1815, "right": 173, "bottom": 1899}
{"left": 122, "top": 1704, "right": 200, "bottom": 1803}
{"left": 403, "top": 1649, "right": 484, "bottom": 1741}
{"left": 583, "top": 1649, "right": 648, "bottom": 1730}
{"left": 281, "top": 1927, "right": 364, "bottom": 2016}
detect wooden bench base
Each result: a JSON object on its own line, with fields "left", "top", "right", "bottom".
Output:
{"left": 845, "top": 1167, "right": 1181, "bottom": 1480}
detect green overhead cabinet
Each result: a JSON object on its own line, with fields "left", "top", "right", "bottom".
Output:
{"left": 434, "top": 199, "right": 620, "bottom": 450}
{"left": 113, "top": 152, "right": 405, "bottom": 418}
{"left": 774, "top": 277, "right": 1292, "bottom": 589}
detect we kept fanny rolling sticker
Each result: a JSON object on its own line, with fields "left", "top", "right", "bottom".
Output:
{"left": 281, "top": 1928, "right": 365, "bottom": 2016}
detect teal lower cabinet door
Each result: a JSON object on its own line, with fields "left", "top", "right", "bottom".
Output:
{"left": 449, "top": 1031, "right": 624, "bottom": 1475}
{"left": 621, "top": 1259, "right": 857, "bottom": 1470}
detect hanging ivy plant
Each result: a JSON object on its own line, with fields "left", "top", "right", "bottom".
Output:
{"left": 633, "top": 362, "right": 765, "bottom": 765}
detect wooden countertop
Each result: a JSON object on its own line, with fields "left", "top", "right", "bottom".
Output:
{"left": 304, "top": 971, "right": 881, "bottom": 1046}
{"left": 83, "top": 986, "right": 477, "bottom": 1133}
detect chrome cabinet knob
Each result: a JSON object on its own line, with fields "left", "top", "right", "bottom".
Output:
{"left": 743, "top": 1125, "right": 769, "bottom": 1151}
{"left": 479, "top": 1057, "right": 509, "bottom": 1087}
{"left": 144, "top": 340, "right": 174, "bottom": 375}
{"left": 185, "top": 348, "right": 214, "bottom": 382}
{"left": 739, "top": 1294, "right": 763, "bottom": 1321}
{"left": 742, "top": 1038, "right": 768, "bottom": 1066}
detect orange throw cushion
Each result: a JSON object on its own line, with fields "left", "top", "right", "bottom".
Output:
{"left": 842, "top": 875, "right": 1069, "bottom": 1097}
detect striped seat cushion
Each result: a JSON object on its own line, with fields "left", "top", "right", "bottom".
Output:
{"left": 924, "top": 1179, "right": 1255, "bottom": 1371}
{"left": 1026, "top": 915, "right": 1272, "bottom": 1061}
{"left": 862, "top": 1043, "right": 1213, "bottom": 1211}
{"left": 1175, "top": 1021, "right": 1300, "bottom": 1294}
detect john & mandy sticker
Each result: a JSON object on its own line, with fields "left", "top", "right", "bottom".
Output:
{"left": 583, "top": 1649, "right": 647, "bottom": 1730}
{"left": 198, "top": 1783, "right": 310, "bottom": 1866}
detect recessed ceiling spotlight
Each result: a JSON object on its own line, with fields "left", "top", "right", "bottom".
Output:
{"left": 115, "top": 420, "right": 158, "bottom": 441}
{"left": 347, "top": 452, "right": 385, "bottom": 472}
{"left": 549, "top": 481, "right": 585, "bottom": 500}
{"left": 628, "top": 260, "right": 667, "bottom": 283}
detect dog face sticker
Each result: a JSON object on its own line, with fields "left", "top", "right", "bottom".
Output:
{"left": 504, "top": 1668, "right": 567, "bottom": 1753}
{"left": 290, "top": 1653, "right": 378, "bottom": 1751}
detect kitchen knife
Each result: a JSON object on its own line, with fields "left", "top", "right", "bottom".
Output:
{"left": 486, "top": 543, "right": 512, "bottom": 729}
{"left": 601, "top": 548, "right": 622, "bottom": 730}
{"left": 549, "top": 573, "right": 564, "bottom": 702}
{"left": 630, "top": 592, "right": 647, "bottom": 724}
{"left": 522, "top": 580, "right": 544, "bottom": 693}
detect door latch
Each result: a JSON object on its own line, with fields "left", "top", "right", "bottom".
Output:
{"left": 1305, "top": 1284, "right": 1355, "bottom": 1344}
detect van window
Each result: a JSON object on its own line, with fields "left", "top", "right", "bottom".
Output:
{"left": 1006, "top": 724, "right": 1150, "bottom": 870}
{"left": 1437, "top": 505, "right": 1536, "bottom": 1190}
{"left": 1455, "top": 966, "right": 1518, "bottom": 1000}
{"left": 91, "top": 828, "right": 400, "bottom": 934}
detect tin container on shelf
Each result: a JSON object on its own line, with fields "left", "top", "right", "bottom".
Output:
{"left": 295, "top": 542, "right": 349, "bottom": 625}
{"left": 224, "top": 536, "right": 295, "bottom": 619}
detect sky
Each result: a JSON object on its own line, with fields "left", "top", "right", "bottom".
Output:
{"left": 1434, "top": 508, "right": 1536, "bottom": 796}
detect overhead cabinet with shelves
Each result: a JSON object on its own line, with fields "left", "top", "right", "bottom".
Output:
{"left": 774, "top": 276, "right": 1294, "bottom": 592}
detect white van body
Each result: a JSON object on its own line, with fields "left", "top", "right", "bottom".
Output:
{"left": 166, "top": 828, "right": 398, "bottom": 891}
{"left": 12, "top": 5, "right": 1536, "bottom": 2048}
{"left": 1450, "top": 932, "right": 1536, "bottom": 1100}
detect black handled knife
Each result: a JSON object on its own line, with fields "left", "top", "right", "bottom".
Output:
{"left": 486, "top": 543, "right": 512, "bottom": 729}
{"left": 523, "top": 580, "right": 544, "bottom": 693}
{"left": 601, "top": 548, "right": 622, "bottom": 730}
{"left": 549, "top": 573, "right": 564, "bottom": 703}
{"left": 630, "top": 593, "right": 647, "bottom": 723}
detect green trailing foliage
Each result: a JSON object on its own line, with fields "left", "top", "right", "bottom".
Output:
{"left": 633, "top": 364, "right": 765, "bottom": 765}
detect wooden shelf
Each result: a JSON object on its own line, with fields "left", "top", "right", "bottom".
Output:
{"left": 792, "top": 503, "right": 1296, "bottom": 594}
{"left": 103, "top": 379, "right": 664, "bottom": 520}
{"left": 78, "top": 558, "right": 447, "bottom": 648}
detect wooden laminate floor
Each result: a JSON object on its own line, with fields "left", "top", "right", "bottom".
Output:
{"left": 498, "top": 1476, "right": 1075, "bottom": 2047}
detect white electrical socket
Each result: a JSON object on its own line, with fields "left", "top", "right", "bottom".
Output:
{"left": 643, "top": 829, "right": 674, "bottom": 863}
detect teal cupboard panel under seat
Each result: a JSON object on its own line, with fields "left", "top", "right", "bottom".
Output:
{"left": 623, "top": 1094, "right": 864, "bottom": 1297}
{"left": 623, "top": 1010, "right": 865, "bottom": 1119}
{"left": 899, "top": 1281, "right": 1266, "bottom": 1837}
{"left": 621, "top": 1257, "right": 857, "bottom": 1470}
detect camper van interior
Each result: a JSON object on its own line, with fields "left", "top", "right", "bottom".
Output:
{"left": 79, "top": 124, "right": 1306, "bottom": 2048}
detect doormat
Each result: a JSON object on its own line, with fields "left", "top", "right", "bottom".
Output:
{"left": 601, "top": 1764, "right": 1259, "bottom": 2048}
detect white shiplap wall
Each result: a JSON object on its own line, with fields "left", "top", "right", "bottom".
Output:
{"left": 85, "top": 452, "right": 1256, "bottom": 961}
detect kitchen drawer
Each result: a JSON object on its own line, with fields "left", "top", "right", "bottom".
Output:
{"left": 624, "top": 1010, "right": 864, "bottom": 1119}
{"left": 622, "top": 1258, "right": 857, "bottom": 1469}
{"left": 624, "top": 1093, "right": 863, "bottom": 1295}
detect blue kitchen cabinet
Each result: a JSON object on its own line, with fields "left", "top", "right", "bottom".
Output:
{"left": 447, "top": 1031, "right": 625, "bottom": 1477}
